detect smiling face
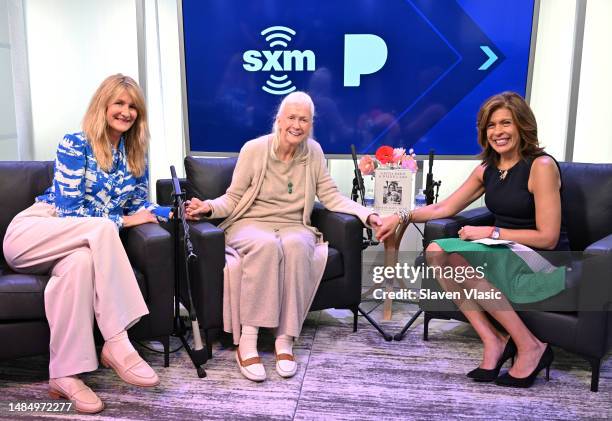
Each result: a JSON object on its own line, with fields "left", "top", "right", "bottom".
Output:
{"left": 106, "top": 90, "right": 138, "bottom": 143}
{"left": 276, "top": 102, "right": 312, "bottom": 151}
{"left": 486, "top": 107, "right": 520, "bottom": 158}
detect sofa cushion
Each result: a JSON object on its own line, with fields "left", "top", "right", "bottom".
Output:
{"left": 184, "top": 156, "right": 237, "bottom": 201}
{"left": 0, "top": 161, "right": 54, "bottom": 243}
{"left": 559, "top": 162, "right": 612, "bottom": 251}
{"left": 0, "top": 273, "right": 48, "bottom": 320}
{"left": 0, "top": 267, "right": 148, "bottom": 321}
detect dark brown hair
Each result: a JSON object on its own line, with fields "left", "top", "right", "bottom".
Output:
{"left": 477, "top": 91, "right": 543, "bottom": 167}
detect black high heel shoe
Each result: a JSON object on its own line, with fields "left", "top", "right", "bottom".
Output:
{"left": 467, "top": 337, "right": 517, "bottom": 382}
{"left": 495, "top": 344, "right": 554, "bottom": 388}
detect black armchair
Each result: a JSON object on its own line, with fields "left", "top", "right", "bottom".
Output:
{"left": 0, "top": 161, "right": 174, "bottom": 366}
{"left": 156, "top": 156, "right": 365, "bottom": 355}
{"left": 419, "top": 162, "right": 612, "bottom": 391}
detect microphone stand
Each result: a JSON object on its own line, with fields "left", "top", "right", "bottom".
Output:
{"left": 393, "top": 149, "right": 440, "bottom": 341}
{"left": 351, "top": 149, "right": 378, "bottom": 248}
{"left": 171, "top": 165, "right": 208, "bottom": 378}
{"left": 423, "top": 149, "right": 442, "bottom": 206}
{"left": 350, "top": 145, "right": 392, "bottom": 341}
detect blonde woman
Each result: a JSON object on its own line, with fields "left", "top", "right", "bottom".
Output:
{"left": 3, "top": 74, "right": 170, "bottom": 413}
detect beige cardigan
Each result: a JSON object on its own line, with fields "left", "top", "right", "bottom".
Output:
{"left": 208, "top": 135, "right": 373, "bottom": 237}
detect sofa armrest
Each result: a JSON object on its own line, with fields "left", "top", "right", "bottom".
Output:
{"left": 311, "top": 202, "right": 363, "bottom": 253}
{"left": 124, "top": 223, "right": 173, "bottom": 272}
{"left": 311, "top": 202, "right": 363, "bottom": 305}
{"left": 124, "top": 223, "right": 174, "bottom": 337}
{"left": 574, "top": 249, "right": 612, "bottom": 353}
{"left": 186, "top": 221, "right": 225, "bottom": 329}
{"left": 424, "top": 207, "right": 494, "bottom": 244}
{"left": 584, "top": 233, "right": 612, "bottom": 256}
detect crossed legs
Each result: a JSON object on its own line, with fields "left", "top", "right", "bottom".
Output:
{"left": 3, "top": 203, "right": 157, "bottom": 412}
{"left": 425, "top": 242, "right": 548, "bottom": 379}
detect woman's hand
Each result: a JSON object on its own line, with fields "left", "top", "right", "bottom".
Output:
{"left": 185, "top": 198, "right": 211, "bottom": 220}
{"left": 458, "top": 225, "right": 494, "bottom": 241}
{"left": 375, "top": 214, "right": 400, "bottom": 242}
{"left": 367, "top": 214, "right": 383, "bottom": 230}
{"left": 123, "top": 210, "right": 158, "bottom": 228}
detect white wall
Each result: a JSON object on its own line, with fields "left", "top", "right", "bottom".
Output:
{"left": 529, "top": 0, "right": 577, "bottom": 161}
{"left": 143, "top": 0, "right": 186, "bottom": 189}
{"left": 0, "top": 0, "right": 18, "bottom": 160}
{"left": 22, "top": 0, "right": 184, "bottom": 198}
{"left": 25, "top": 0, "right": 138, "bottom": 160}
{"left": 573, "top": 0, "right": 612, "bottom": 163}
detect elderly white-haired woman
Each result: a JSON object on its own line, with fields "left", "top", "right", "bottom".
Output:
{"left": 187, "top": 91, "right": 381, "bottom": 381}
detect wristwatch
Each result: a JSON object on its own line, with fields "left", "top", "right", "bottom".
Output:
{"left": 491, "top": 226, "right": 500, "bottom": 240}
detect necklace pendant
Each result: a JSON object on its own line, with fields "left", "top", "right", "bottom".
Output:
{"left": 499, "top": 169, "right": 508, "bottom": 181}
{"left": 288, "top": 181, "right": 293, "bottom": 194}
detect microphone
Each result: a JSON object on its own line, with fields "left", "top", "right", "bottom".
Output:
{"left": 350, "top": 145, "right": 378, "bottom": 247}
{"left": 351, "top": 144, "right": 366, "bottom": 206}
{"left": 425, "top": 149, "right": 435, "bottom": 205}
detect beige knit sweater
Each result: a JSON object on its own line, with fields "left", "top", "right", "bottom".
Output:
{"left": 208, "top": 134, "right": 373, "bottom": 239}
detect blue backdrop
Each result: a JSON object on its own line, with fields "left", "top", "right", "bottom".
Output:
{"left": 182, "top": 0, "right": 535, "bottom": 156}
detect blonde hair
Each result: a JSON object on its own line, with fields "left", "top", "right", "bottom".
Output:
{"left": 271, "top": 91, "right": 314, "bottom": 161}
{"left": 477, "top": 91, "right": 543, "bottom": 167}
{"left": 82, "top": 74, "right": 149, "bottom": 177}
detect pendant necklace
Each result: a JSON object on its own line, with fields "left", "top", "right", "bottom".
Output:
{"left": 288, "top": 181, "right": 293, "bottom": 194}
{"left": 498, "top": 169, "right": 509, "bottom": 181}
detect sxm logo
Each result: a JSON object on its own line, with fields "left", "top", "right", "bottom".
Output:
{"left": 242, "top": 26, "right": 388, "bottom": 95}
{"left": 243, "top": 26, "right": 315, "bottom": 95}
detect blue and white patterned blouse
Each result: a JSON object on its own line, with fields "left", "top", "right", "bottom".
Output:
{"left": 36, "top": 132, "right": 171, "bottom": 229}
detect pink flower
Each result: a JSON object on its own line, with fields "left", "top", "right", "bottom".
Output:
{"left": 392, "top": 147, "right": 406, "bottom": 164}
{"left": 358, "top": 155, "right": 376, "bottom": 175}
{"left": 401, "top": 156, "right": 418, "bottom": 172}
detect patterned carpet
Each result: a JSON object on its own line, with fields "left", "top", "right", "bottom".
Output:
{"left": 1, "top": 302, "right": 611, "bottom": 420}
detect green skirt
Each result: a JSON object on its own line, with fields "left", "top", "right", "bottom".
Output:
{"left": 432, "top": 238, "right": 566, "bottom": 304}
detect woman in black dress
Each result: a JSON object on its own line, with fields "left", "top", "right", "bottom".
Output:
{"left": 377, "top": 92, "right": 569, "bottom": 388}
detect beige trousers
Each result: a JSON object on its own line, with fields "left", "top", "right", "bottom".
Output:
{"left": 223, "top": 219, "right": 327, "bottom": 344}
{"left": 2, "top": 203, "right": 148, "bottom": 378}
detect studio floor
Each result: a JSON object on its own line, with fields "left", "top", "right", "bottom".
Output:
{"left": 1, "top": 301, "right": 611, "bottom": 421}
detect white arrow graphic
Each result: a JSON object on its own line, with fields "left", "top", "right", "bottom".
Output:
{"left": 478, "top": 46, "right": 498, "bottom": 71}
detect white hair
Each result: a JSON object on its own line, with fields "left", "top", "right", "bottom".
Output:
{"left": 270, "top": 91, "right": 315, "bottom": 160}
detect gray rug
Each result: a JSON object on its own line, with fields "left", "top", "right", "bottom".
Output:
{"left": 1, "top": 302, "right": 610, "bottom": 420}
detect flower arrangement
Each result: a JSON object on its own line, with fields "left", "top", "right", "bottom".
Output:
{"left": 358, "top": 146, "right": 418, "bottom": 175}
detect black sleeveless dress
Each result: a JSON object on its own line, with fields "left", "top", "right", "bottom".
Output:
{"left": 483, "top": 153, "right": 570, "bottom": 252}
{"left": 433, "top": 153, "right": 567, "bottom": 303}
